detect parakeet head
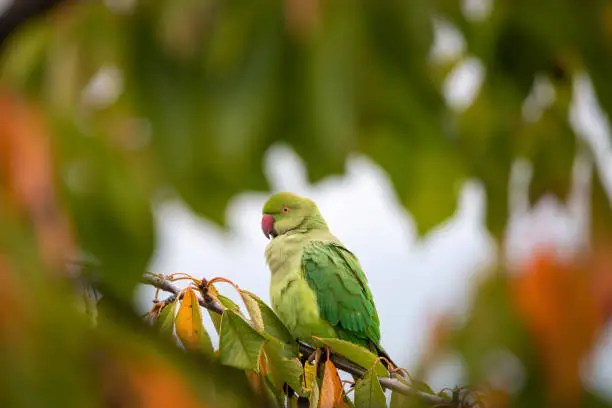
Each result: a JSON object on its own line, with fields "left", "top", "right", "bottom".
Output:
{"left": 261, "top": 192, "right": 325, "bottom": 239}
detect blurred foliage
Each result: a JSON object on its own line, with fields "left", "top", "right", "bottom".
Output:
{"left": 1, "top": 0, "right": 612, "bottom": 407}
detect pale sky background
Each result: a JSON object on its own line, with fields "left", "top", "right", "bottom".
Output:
{"left": 134, "top": 20, "right": 612, "bottom": 401}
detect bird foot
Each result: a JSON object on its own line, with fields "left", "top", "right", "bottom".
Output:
{"left": 307, "top": 347, "right": 321, "bottom": 365}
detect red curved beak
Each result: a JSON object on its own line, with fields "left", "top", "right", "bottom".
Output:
{"left": 261, "top": 214, "right": 276, "bottom": 239}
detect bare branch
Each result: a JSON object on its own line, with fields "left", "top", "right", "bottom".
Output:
{"left": 0, "top": 0, "right": 65, "bottom": 48}
{"left": 142, "top": 274, "right": 455, "bottom": 406}
{"left": 142, "top": 273, "right": 224, "bottom": 315}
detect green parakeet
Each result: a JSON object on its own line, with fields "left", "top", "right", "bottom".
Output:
{"left": 261, "top": 192, "right": 392, "bottom": 363}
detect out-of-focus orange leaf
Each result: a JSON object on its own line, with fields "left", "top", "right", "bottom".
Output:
{"left": 245, "top": 371, "right": 263, "bottom": 400}
{"left": 0, "top": 256, "right": 28, "bottom": 344}
{"left": 591, "top": 243, "right": 612, "bottom": 322}
{"left": 0, "top": 88, "right": 74, "bottom": 270}
{"left": 319, "top": 359, "right": 346, "bottom": 408}
{"left": 285, "top": 0, "right": 320, "bottom": 39}
{"left": 510, "top": 250, "right": 603, "bottom": 406}
{"left": 175, "top": 287, "right": 203, "bottom": 351}
{"left": 101, "top": 350, "right": 208, "bottom": 408}
{"left": 420, "top": 313, "right": 452, "bottom": 366}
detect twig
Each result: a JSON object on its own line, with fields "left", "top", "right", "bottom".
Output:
{"left": 142, "top": 274, "right": 455, "bottom": 407}
{"left": 142, "top": 274, "right": 223, "bottom": 315}
{"left": 0, "top": 0, "right": 65, "bottom": 48}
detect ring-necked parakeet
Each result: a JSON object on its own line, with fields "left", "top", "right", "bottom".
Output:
{"left": 261, "top": 192, "right": 392, "bottom": 363}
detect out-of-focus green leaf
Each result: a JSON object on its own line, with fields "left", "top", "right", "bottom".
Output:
{"left": 240, "top": 290, "right": 294, "bottom": 345}
{"left": 263, "top": 340, "right": 303, "bottom": 393}
{"left": 514, "top": 77, "right": 576, "bottom": 205}
{"left": 575, "top": 2, "right": 612, "bottom": 129}
{"left": 356, "top": 1, "right": 459, "bottom": 236}
{"left": 354, "top": 368, "right": 386, "bottom": 408}
{"left": 0, "top": 17, "right": 51, "bottom": 94}
{"left": 156, "top": 299, "right": 178, "bottom": 339}
{"left": 126, "top": 0, "right": 280, "bottom": 225}
{"left": 261, "top": 375, "right": 283, "bottom": 408}
{"left": 389, "top": 391, "right": 408, "bottom": 408}
{"left": 591, "top": 163, "right": 612, "bottom": 244}
{"left": 361, "top": 128, "right": 464, "bottom": 235}
{"left": 453, "top": 272, "right": 530, "bottom": 383}
{"left": 53, "top": 120, "right": 154, "bottom": 300}
{"left": 316, "top": 338, "right": 388, "bottom": 378}
{"left": 278, "top": 2, "right": 358, "bottom": 182}
{"left": 219, "top": 310, "right": 265, "bottom": 371}
{"left": 456, "top": 80, "right": 522, "bottom": 237}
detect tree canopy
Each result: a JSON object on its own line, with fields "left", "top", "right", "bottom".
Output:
{"left": 1, "top": 0, "right": 612, "bottom": 407}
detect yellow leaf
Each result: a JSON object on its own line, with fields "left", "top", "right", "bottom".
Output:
{"left": 175, "top": 287, "right": 204, "bottom": 351}
{"left": 241, "top": 290, "right": 264, "bottom": 331}
{"left": 319, "top": 360, "right": 344, "bottom": 408}
{"left": 303, "top": 361, "right": 317, "bottom": 393}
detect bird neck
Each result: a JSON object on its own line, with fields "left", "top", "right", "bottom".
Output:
{"left": 299, "top": 213, "right": 328, "bottom": 232}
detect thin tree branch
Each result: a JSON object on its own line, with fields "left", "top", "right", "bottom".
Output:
{"left": 0, "top": 0, "right": 65, "bottom": 48}
{"left": 142, "top": 274, "right": 455, "bottom": 406}
{"left": 142, "top": 274, "right": 224, "bottom": 315}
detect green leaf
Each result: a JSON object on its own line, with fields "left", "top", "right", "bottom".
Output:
{"left": 219, "top": 310, "right": 266, "bottom": 371}
{"left": 410, "top": 379, "right": 435, "bottom": 395}
{"left": 207, "top": 286, "right": 247, "bottom": 335}
{"left": 262, "top": 375, "right": 284, "bottom": 408}
{"left": 354, "top": 368, "right": 386, "bottom": 408}
{"left": 309, "top": 378, "right": 320, "bottom": 408}
{"left": 263, "top": 340, "right": 303, "bottom": 394}
{"left": 218, "top": 294, "right": 242, "bottom": 313}
{"left": 517, "top": 78, "right": 576, "bottom": 205}
{"left": 591, "top": 164, "right": 612, "bottom": 244}
{"left": 456, "top": 80, "right": 521, "bottom": 238}
{"left": 240, "top": 290, "right": 294, "bottom": 345}
{"left": 206, "top": 284, "right": 241, "bottom": 333}
{"left": 208, "top": 310, "right": 222, "bottom": 334}
{"left": 389, "top": 391, "right": 404, "bottom": 408}
{"left": 281, "top": 4, "right": 359, "bottom": 183}
{"left": 316, "top": 338, "right": 388, "bottom": 378}
{"left": 156, "top": 299, "right": 178, "bottom": 339}
{"left": 127, "top": 1, "right": 279, "bottom": 225}
{"left": 54, "top": 119, "right": 154, "bottom": 300}
{"left": 360, "top": 127, "right": 464, "bottom": 236}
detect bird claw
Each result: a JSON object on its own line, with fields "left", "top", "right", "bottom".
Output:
{"left": 307, "top": 347, "right": 322, "bottom": 366}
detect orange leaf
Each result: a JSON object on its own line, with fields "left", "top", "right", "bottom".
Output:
{"left": 319, "top": 360, "right": 345, "bottom": 408}
{"left": 591, "top": 242, "right": 612, "bottom": 321}
{"left": 510, "top": 250, "right": 602, "bottom": 406}
{"left": 101, "top": 349, "right": 208, "bottom": 408}
{"left": 175, "top": 287, "right": 203, "bottom": 351}
{"left": 0, "top": 255, "right": 29, "bottom": 344}
{"left": 245, "top": 371, "right": 263, "bottom": 399}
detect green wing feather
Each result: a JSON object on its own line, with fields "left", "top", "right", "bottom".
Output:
{"left": 301, "top": 241, "right": 381, "bottom": 351}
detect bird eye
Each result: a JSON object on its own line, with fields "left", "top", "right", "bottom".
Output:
{"left": 282, "top": 206, "right": 290, "bottom": 214}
